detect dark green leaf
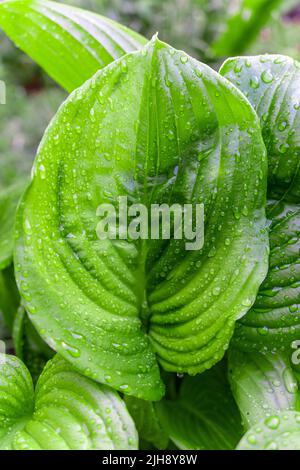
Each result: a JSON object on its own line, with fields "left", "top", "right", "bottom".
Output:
{"left": 0, "top": 265, "right": 20, "bottom": 331}
{"left": 156, "top": 365, "right": 243, "bottom": 450}
{"left": 0, "top": 0, "right": 147, "bottom": 92}
{"left": 125, "top": 396, "right": 169, "bottom": 449}
{"left": 233, "top": 201, "right": 300, "bottom": 350}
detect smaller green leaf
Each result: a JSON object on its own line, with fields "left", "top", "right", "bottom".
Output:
{"left": 212, "top": 0, "right": 282, "bottom": 57}
{"left": 237, "top": 411, "right": 300, "bottom": 450}
{"left": 0, "top": 181, "right": 26, "bottom": 271}
{"left": 0, "top": 0, "right": 147, "bottom": 92}
{"left": 125, "top": 396, "right": 169, "bottom": 450}
{"left": 156, "top": 365, "right": 243, "bottom": 450}
{"left": 228, "top": 349, "right": 300, "bottom": 429}
{"left": 0, "top": 354, "right": 138, "bottom": 450}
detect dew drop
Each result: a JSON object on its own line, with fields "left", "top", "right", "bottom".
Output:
{"left": 261, "top": 70, "right": 274, "bottom": 83}
{"left": 249, "top": 76, "right": 259, "bottom": 89}
{"left": 265, "top": 416, "right": 280, "bottom": 430}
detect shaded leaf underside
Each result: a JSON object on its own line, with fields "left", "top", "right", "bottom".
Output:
{"left": 156, "top": 365, "right": 243, "bottom": 450}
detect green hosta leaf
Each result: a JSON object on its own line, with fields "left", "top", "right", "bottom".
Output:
{"left": 237, "top": 411, "right": 300, "bottom": 450}
{"left": 212, "top": 0, "right": 282, "bottom": 57}
{"left": 0, "top": 181, "right": 26, "bottom": 271}
{"left": 15, "top": 37, "right": 268, "bottom": 400}
{"left": 0, "top": 354, "right": 138, "bottom": 450}
{"left": 156, "top": 365, "right": 243, "bottom": 450}
{"left": 233, "top": 201, "right": 300, "bottom": 351}
{"left": 125, "top": 397, "right": 169, "bottom": 449}
{"left": 220, "top": 54, "right": 300, "bottom": 201}
{"left": 0, "top": 0, "right": 146, "bottom": 92}
{"left": 228, "top": 349, "right": 300, "bottom": 429}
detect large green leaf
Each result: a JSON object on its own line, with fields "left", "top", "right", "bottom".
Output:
{"left": 0, "top": 180, "right": 26, "bottom": 271}
{"left": 156, "top": 365, "right": 243, "bottom": 450}
{"left": 220, "top": 56, "right": 300, "bottom": 352}
{"left": 228, "top": 349, "right": 300, "bottom": 429}
{"left": 15, "top": 37, "right": 268, "bottom": 400}
{"left": 237, "top": 411, "right": 300, "bottom": 450}
{"left": 220, "top": 54, "right": 300, "bottom": 202}
{"left": 0, "top": 354, "right": 138, "bottom": 450}
{"left": 0, "top": 0, "right": 146, "bottom": 92}
{"left": 212, "top": 0, "right": 283, "bottom": 57}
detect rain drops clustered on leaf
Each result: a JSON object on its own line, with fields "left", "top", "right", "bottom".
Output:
{"left": 0, "top": 0, "right": 300, "bottom": 451}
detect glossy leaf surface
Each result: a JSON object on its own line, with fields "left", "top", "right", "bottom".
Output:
{"left": 221, "top": 56, "right": 300, "bottom": 351}
{"left": 15, "top": 38, "right": 268, "bottom": 400}
{"left": 220, "top": 54, "right": 300, "bottom": 202}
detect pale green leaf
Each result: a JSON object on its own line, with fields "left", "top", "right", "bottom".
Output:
{"left": 0, "top": 354, "right": 138, "bottom": 450}
{"left": 237, "top": 411, "right": 300, "bottom": 450}
{"left": 228, "top": 349, "right": 300, "bottom": 429}
{"left": 0, "top": 0, "right": 147, "bottom": 92}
